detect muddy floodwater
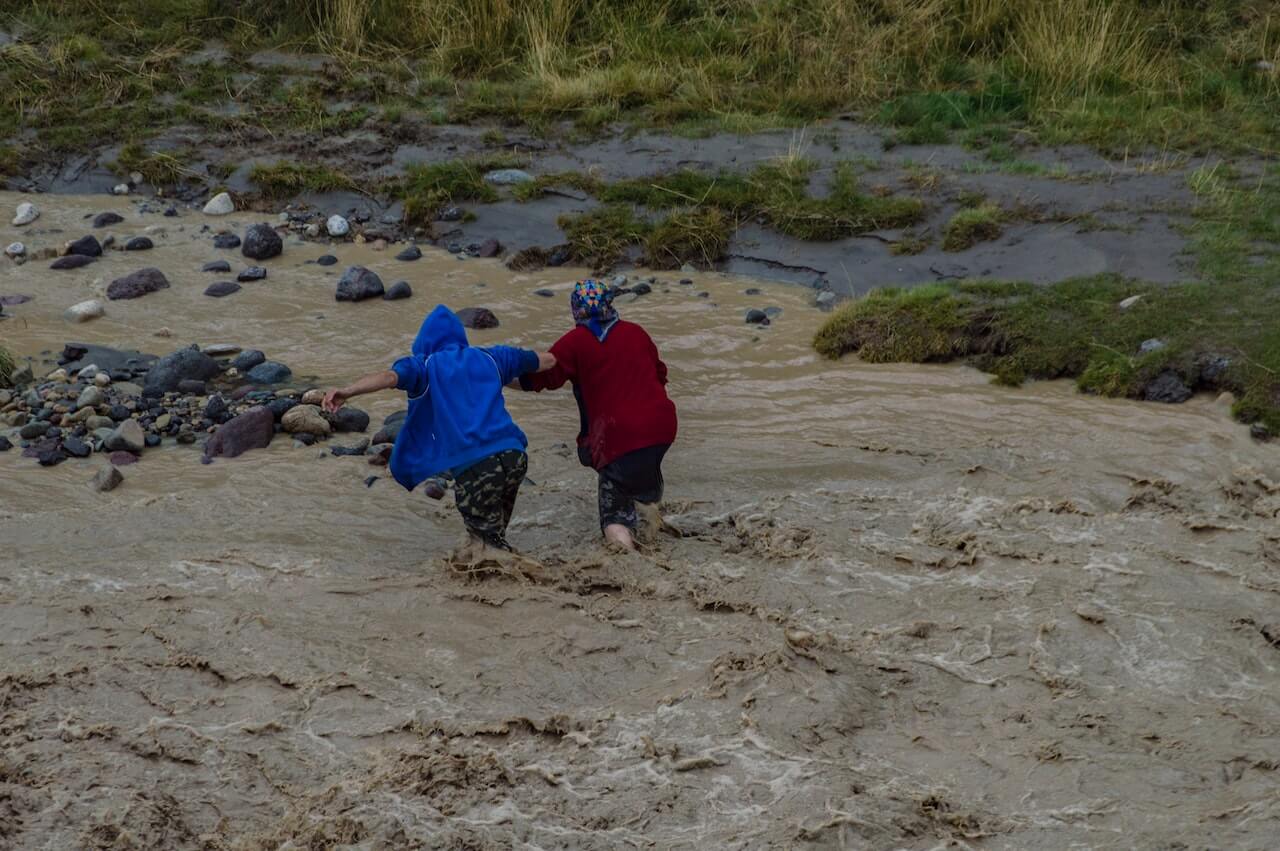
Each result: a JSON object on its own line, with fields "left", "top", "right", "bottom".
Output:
{"left": 2, "top": 194, "right": 1279, "bottom": 849}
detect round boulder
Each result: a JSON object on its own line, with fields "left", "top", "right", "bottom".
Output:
{"left": 241, "top": 223, "right": 282, "bottom": 260}
{"left": 335, "top": 266, "right": 385, "bottom": 302}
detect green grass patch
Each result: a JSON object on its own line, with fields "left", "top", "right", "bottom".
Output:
{"left": 646, "top": 207, "right": 731, "bottom": 270}
{"left": 943, "top": 205, "right": 1004, "bottom": 251}
{"left": 557, "top": 204, "right": 652, "bottom": 268}
{"left": 814, "top": 163, "right": 1280, "bottom": 431}
{"left": 391, "top": 155, "right": 523, "bottom": 227}
{"left": 249, "top": 161, "right": 359, "bottom": 199}
{"left": 114, "top": 142, "right": 196, "bottom": 185}
{"left": 0, "top": 345, "right": 13, "bottom": 387}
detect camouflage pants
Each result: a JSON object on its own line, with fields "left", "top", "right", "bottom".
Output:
{"left": 452, "top": 449, "right": 528, "bottom": 550}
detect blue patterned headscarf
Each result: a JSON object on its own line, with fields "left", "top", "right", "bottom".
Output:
{"left": 570, "top": 279, "right": 619, "bottom": 341}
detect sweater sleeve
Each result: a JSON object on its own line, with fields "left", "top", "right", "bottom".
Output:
{"left": 643, "top": 327, "right": 669, "bottom": 385}
{"left": 480, "top": 345, "right": 539, "bottom": 386}
{"left": 391, "top": 354, "right": 429, "bottom": 399}
{"left": 519, "top": 332, "right": 577, "bottom": 391}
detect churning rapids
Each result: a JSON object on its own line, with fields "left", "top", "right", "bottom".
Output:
{"left": 1, "top": 193, "right": 1278, "bottom": 849}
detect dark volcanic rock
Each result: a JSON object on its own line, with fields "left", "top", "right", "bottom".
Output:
{"left": 203, "top": 405, "right": 275, "bottom": 462}
{"left": 745, "top": 308, "right": 769, "bottom": 325}
{"left": 50, "top": 254, "right": 96, "bottom": 270}
{"left": 383, "top": 281, "right": 412, "bottom": 300}
{"left": 202, "top": 260, "right": 232, "bottom": 273}
{"left": 1144, "top": 371, "right": 1193, "bottom": 404}
{"left": 246, "top": 361, "right": 292, "bottom": 384}
{"left": 477, "top": 238, "right": 501, "bottom": 258}
{"left": 63, "top": 436, "right": 90, "bottom": 458}
{"left": 335, "top": 266, "right": 384, "bottom": 302}
{"left": 177, "top": 379, "right": 207, "bottom": 395}
{"left": 93, "top": 212, "right": 124, "bottom": 228}
{"left": 238, "top": 266, "right": 267, "bottom": 282}
{"left": 124, "top": 236, "right": 154, "bottom": 251}
{"left": 0, "top": 436, "right": 11, "bottom": 451}
{"left": 331, "top": 407, "right": 370, "bottom": 433}
{"left": 316, "top": 254, "right": 338, "bottom": 267}
{"left": 91, "top": 466, "right": 124, "bottom": 492}
{"left": 372, "top": 410, "right": 406, "bottom": 445}
{"left": 142, "top": 346, "right": 221, "bottom": 397}
{"left": 241, "top": 223, "right": 282, "bottom": 260}
{"left": 213, "top": 232, "right": 241, "bottom": 249}
{"left": 231, "top": 350, "right": 266, "bottom": 372}
{"left": 67, "top": 235, "right": 103, "bottom": 257}
{"left": 205, "top": 395, "right": 230, "bottom": 423}
{"left": 396, "top": 245, "right": 422, "bottom": 261}
{"left": 19, "top": 421, "right": 49, "bottom": 440}
{"left": 61, "top": 343, "right": 157, "bottom": 376}
{"left": 204, "top": 281, "right": 241, "bottom": 297}
{"left": 107, "top": 268, "right": 170, "bottom": 301}
{"left": 38, "top": 447, "right": 68, "bottom": 466}
{"left": 1251, "top": 423, "right": 1271, "bottom": 442}
{"left": 109, "top": 451, "right": 138, "bottom": 466}
{"left": 331, "top": 439, "right": 369, "bottom": 457}
{"left": 456, "top": 307, "right": 498, "bottom": 329}
{"left": 266, "top": 397, "right": 298, "bottom": 421}
{"left": 534, "top": 288, "right": 554, "bottom": 297}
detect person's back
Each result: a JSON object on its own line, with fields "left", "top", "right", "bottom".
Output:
{"left": 520, "top": 280, "right": 678, "bottom": 549}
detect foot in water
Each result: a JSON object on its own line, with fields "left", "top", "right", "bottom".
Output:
{"left": 603, "top": 523, "right": 636, "bottom": 551}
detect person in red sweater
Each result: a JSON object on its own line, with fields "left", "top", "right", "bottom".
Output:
{"left": 520, "top": 279, "right": 678, "bottom": 550}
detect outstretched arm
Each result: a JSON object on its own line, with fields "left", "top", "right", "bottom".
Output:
{"left": 323, "top": 370, "right": 398, "bottom": 413}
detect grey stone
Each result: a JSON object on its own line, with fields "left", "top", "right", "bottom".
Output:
{"left": 456, "top": 307, "right": 498, "bottom": 329}
{"left": 64, "top": 299, "right": 105, "bottom": 323}
{"left": 76, "top": 386, "right": 104, "bottom": 409}
{"left": 67, "top": 235, "right": 103, "bottom": 257}
{"left": 241, "top": 223, "right": 282, "bottom": 260}
{"left": 331, "top": 406, "right": 370, "bottom": 433}
{"left": 1143, "top": 371, "right": 1193, "bottom": 404}
{"left": 484, "top": 169, "right": 534, "bottom": 185}
{"left": 231, "top": 350, "right": 266, "bottom": 372}
{"left": 202, "top": 406, "right": 274, "bottom": 462}
{"left": 396, "top": 245, "right": 422, "bottom": 261}
{"left": 1139, "top": 338, "right": 1166, "bottom": 355}
{"left": 104, "top": 418, "right": 146, "bottom": 452}
{"left": 383, "top": 280, "right": 412, "bottom": 300}
{"left": 316, "top": 254, "right": 338, "bottom": 266}
{"left": 202, "top": 260, "right": 232, "bottom": 273}
{"left": 50, "top": 254, "right": 96, "bottom": 270}
{"left": 92, "top": 212, "right": 124, "bottom": 228}
{"left": 745, "top": 309, "right": 769, "bottom": 325}
{"left": 246, "top": 361, "right": 292, "bottom": 384}
{"left": 205, "top": 281, "right": 241, "bottom": 297}
{"left": 335, "top": 266, "right": 384, "bottom": 302}
{"left": 238, "top": 266, "right": 267, "bottom": 282}
{"left": 213, "top": 232, "right": 241, "bottom": 249}
{"left": 142, "top": 346, "right": 221, "bottom": 397}
{"left": 124, "top": 236, "right": 154, "bottom": 251}
{"left": 91, "top": 465, "right": 125, "bottom": 492}
{"left": 203, "top": 192, "right": 235, "bottom": 215}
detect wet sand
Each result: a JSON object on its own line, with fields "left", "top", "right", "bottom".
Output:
{"left": 2, "top": 194, "right": 1279, "bottom": 848}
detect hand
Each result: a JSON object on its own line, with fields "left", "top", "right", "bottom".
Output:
{"left": 321, "top": 388, "right": 347, "bottom": 413}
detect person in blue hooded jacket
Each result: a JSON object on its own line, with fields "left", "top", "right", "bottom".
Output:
{"left": 322, "top": 305, "right": 555, "bottom": 551}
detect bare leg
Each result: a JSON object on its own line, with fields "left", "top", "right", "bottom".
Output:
{"left": 603, "top": 523, "right": 636, "bottom": 550}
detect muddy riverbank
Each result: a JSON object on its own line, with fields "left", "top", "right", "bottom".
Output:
{"left": 1, "top": 192, "right": 1279, "bottom": 848}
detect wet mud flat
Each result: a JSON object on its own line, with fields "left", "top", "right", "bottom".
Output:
{"left": 2, "top": 197, "right": 1280, "bottom": 848}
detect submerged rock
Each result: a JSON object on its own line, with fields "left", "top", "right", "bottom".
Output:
{"left": 231, "top": 350, "right": 266, "bottom": 372}
{"left": 242, "top": 223, "right": 282, "bottom": 260}
{"left": 203, "top": 405, "right": 274, "bottom": 462}
{"left": 50, "top": 254, "right": 96, "bottom": 270}
{"left": 372, "top": 410, "right": 406, "bottom": 444}
{"left": 64, "top": 299, "right": 105, "bottom": 323}
{"left": 745, "top": 308, "right": 769, "bottom": 325}
{"left": 331, "top": 406, "right": 370, "bottom": 433}
{"left": 238, "top": 266, "right": 267, "bottom": 282}
{"left": 104, "top": 419, "right": 146, "bottom": 453}
{"left": 456, "top": 307, "right": 498, "bottom": 329}
{"left": 13, "top": 202, "right": 39, "bottom": 226}
{"left": 396, "top": 245, "right": 422, "bottom": 261}
{"left": 204, "top": 281, "right": 241, "bottom": 298}
{"left": 246, "top": 361, "right": 292, "bottom": 384}
{"left": 383, "top": 280, "right": 412, "bottom": 300}
{"left": 202, "top": 260, "right": 232, "bottom": 273}
{"left": 92, "top": 212, "right": 124, "bottom": 228}
{"left": 107, "top": 268, "right": 170, "bottom": 300}
{"left": 316, "top": 254, "right": 338, "bottom": 267}
{"left": 124, "top": 236, "right": 154, "bottom": 251}
{"left": 90, "top": 465, "right": 124, "bottom": 492}
{"left": 282, "top": 404, "right": 331, "bottom": 436}
{"left": 335, "top": 266, "right": 384, "bottom": 302}
{"left": 213, "top": 232, "right": 241, "bottom": 249}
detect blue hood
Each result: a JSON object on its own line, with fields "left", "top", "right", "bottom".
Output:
{"left": 388, "top": 306, "right": 529, "bottom": 490}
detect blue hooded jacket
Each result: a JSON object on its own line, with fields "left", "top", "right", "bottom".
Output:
{"left": 388, "top": 305, "right": 538, "bottom": 490}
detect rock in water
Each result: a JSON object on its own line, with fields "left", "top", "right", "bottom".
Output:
{"left": 5, "top": 241, "right": 24, "bottom": 258}
{"left": 237, "top": 266, "right": 267, "bottom": 282}
{"left": 316, "top": 254, "right": 338, "bottom": 267}
{"left": 124, "top": 236, "right": 154, "bottom": 251}
{"left": 91, "top": 466, "right": 124, "bottom": 492}
{"left": 213, "top": 232, "right": 241, "bottom": 249}
{"left": 267, "top": 398, "right": 298, "bottom": 421}
{"left": 383, "top": 280, "right": 412, "bottom": 300}
{"left": 204, "top": 281, "right": 241, "bottom": 298}
{"left": 456, "top": 307, "right": 498, "bottom": 329}
{"left": 484, "top": 169, "right": 534, "bottom": 185}
{"left": 477, "top": 238, "right": 501, "bottom": 257}
{"left": 112, "top": 183, "right": 129, "bottom": 196}
{"left": 142, "top": 346, "right": 222, "bottom": 397}
{"left": 372, "top": 410, "right": 407, "bottom": 444}
{"left": 335, "top": 266, "right": 385, "bottom": 302}
{"left": 107, "top": 268, "right": 171, "bottom": 300}
{"left": 331, "top": 407, "right": 370, "bottom": 432}
{"left": 104, "top": 418, "right": 146, "bottom": 452}
{"left": 1144, "top": 371, "right": 1193, "bottom": 404}
{"left": 246, "top": 361, "right": 292, "bottom": 384}
{"left": 67, "top": 235, "right": 103, "bottom": 257}
{"left": 64, "top": 299, "right": 105, "bottom": 323}
{"left": 396, "top": 245, "right": 422, "bottom": 261}
{"left": 202, "top": 260, "right": 231, "bottom": 273}
{"left": 242, "top": 223, "right": 282, "bottom": 260}
{"left": 231, "top": 349, "right": 266, "bottom": 372}
{"left": 51, "top": 254, "right": 96, "bottom": 270}
{"left": 203, "top": 192, "right": 235, "bottom": 215}
{"left": 63, "top": 437, "right": 91, "bottom": 458}
{"left": 13, "top": 202, "right": 38, "bottom": 226}
{"left": 326, "top": 215, "right": 350, "bottom": 237}
{"left": 203, "top": 406, "right": 275, "bottom": 462}
{"left": 93, "top": 212, "right": 124, "bottom": 228}
{"left": 282, "top": 404, "right": 331, "bottom": 436}
{"left": 745, "top": 308, "right": 769, "bottom": 325}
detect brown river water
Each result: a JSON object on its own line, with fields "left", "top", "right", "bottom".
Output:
{"left": 2, "top": 194, "right": 1279, "bottom": 849}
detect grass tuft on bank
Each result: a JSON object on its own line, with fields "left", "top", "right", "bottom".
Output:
{"left": 815, "top": 164, "right": 1280, "bottom": 430}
